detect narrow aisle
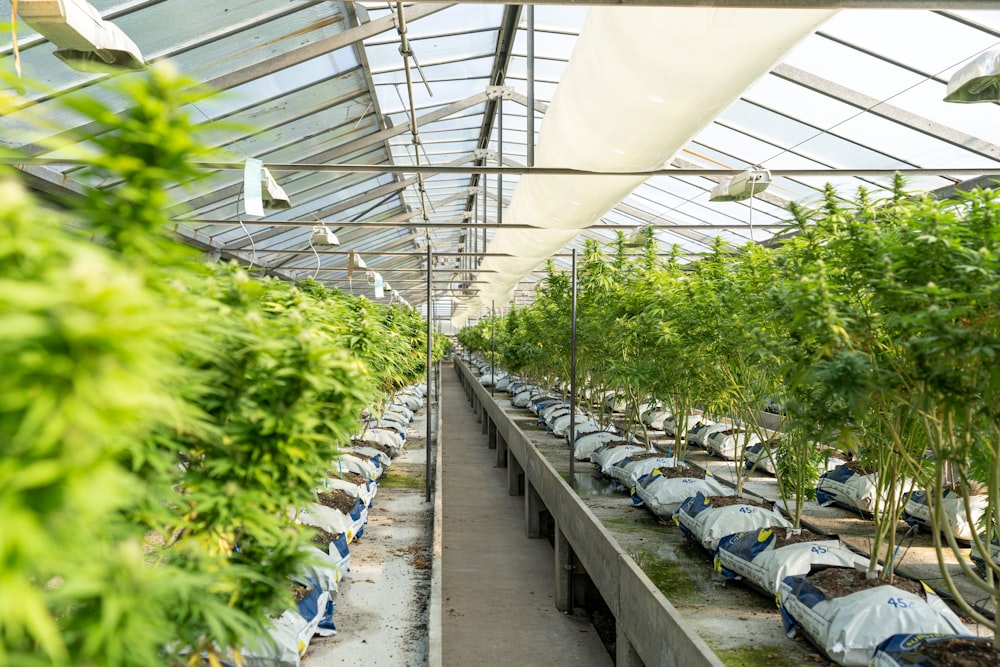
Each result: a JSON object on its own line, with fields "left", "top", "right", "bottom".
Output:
{"left": 440, "top": 364, "right": 613, "bottom": 666}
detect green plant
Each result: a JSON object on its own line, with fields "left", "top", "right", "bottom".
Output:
{"left": 1, "top": 63, "right": 443, "bottom": 665}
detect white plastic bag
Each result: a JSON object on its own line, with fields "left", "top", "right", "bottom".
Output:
{"left": 675, "top": 492, "right": 792, "bottom": 552}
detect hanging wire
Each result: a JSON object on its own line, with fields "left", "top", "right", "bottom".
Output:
{"left": 187, "top": 97, "right": 262, "bottom": 272}
{"left": 308, "top": 232, "right": 320, "bottom": 279}
{"left": 235, "top": 188, "right": 258, "bottom": 271}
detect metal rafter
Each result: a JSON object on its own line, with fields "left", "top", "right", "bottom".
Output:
{"left": 463, "top": 6, "right": 523, "bottom": 222}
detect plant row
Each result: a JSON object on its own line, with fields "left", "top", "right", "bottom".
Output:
{"left": 227, "top": 383, "right": 427, "bottom": 666}
{"left": 0, "top": 65, "right": 446, "bottom": 666}
{"left": 458, "top": 179, "right": 1000, "bottom": 656}
{"left": 471, "top": 354, "right": 994, "bottom": 665}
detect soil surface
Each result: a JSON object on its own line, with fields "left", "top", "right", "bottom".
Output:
{"left": 353, "top": 439, "right": 393, "bottom": 457}
{"left": 330, "top": 471, "right": 366, "bottom": 485}
{"left": 807, "top": 566, "right": 924, "bottom": 598}
{"left": 316, "top": 490, "right": 357, "bottom": 514}
{"left": 771, "top": 528, "right": 827, "bottom": 547}
{"left": 708, "top": 495, "right": 773, "bottom": 510}
{"left": 625, "top": 452, "right": 666, "bottom": 462}
{"left": 657, "top": 465, "right": 705, "bottom": 480}
{"left": 915, "top": 637, "right": 1000, "bottom": 666}
{"left": 309, "top": 527, "right": 340, "bottom": 550}
{"left": 303, "top": 415, "right": 433, "bottom": 667}
{"left": 603, "top": 440, "right": 634, "bottom": 449}
{"left": 843, "top": 459, "right": 875, "bottom": 475}
{"left": 292, "top": 582, "right": 311, "bottom": 604}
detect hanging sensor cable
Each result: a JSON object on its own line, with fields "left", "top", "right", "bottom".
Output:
{"left": 747, "top": 174, "right": 760, "bottom": 244}
{"left": 235, "top": 188, "right": 258, "bottom": 271}
{"left": 308, "top": 234, "right": 320, "bottom": 279}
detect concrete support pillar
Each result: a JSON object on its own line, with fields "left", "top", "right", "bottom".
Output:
{"left": 554, "top": 524, "right": 574, "bottom": 612}
{"left": 616, "top": 627, "right": 644, "bottom": 667}
{"left": 525, "top": 479, "right": 542, "bottom": 538}
{"left": 508, "top": 450, "right": 523, "bottom": 496}
{"left": 487, "top": 420, "right": 497, "bottom": 449}
{"left": 496, "top": 431, "right": 508, "bottom": 468}
{"left": 481, "top": 407, "right": 489, "bottom": 434}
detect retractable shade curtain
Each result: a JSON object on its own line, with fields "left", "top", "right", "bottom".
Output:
{"left": 454, "top": 5, "right": 835, "bottom": 325}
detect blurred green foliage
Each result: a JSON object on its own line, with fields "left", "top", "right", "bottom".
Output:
{"left": 0, "top": 63, "right": 443, "bottom": 665}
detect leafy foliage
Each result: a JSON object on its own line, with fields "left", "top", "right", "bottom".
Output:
{"left": 1, "top": 65, "right": 443, "bottom": 665}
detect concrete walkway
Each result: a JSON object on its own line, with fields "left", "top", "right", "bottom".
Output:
{"left": 440, "top": 364, "right": 613, "bottom": 666}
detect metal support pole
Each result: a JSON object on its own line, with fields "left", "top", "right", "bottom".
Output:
{"left": 425, "top": 244, "right": 433, "bottom": 503}
{"left": 491, "top": 300, "right": 496, "bottom": 397}
{"left": 497, "top": 94, "right": 503, "bottom": 226}
{"left": 481, "top": 158, "right": 487, "bottom": 267}
{"left": 569, "top": 248, "right": 577, "bottom": 489}
{"left": 527, "top": 4, "right": 535, "bottom": 168}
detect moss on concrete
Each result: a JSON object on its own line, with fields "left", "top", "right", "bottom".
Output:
{"left": 629, "top": 548, "right": 700, "bottom": 600}
{"left": 378, "top": 469, "right": 425, "bottom": 489}
{"left": 714, "top": 645, "right": 815, "bottom": 666}
{"left": 603, "top": 516, "right": 653, "bottom": 533}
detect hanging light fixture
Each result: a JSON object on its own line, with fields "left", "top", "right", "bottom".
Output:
{"left": 709, "top": 166, "right": 772, "bottom": 203}
{"left": 945, "top": 49, "right": 1000, "bottom": 103}
{"left": 311, "top": 225, "right": 340, "bottom": 246}
{"left": 19, "top": 0, "right": 145, "bottom": 73}
{"left": 260, "top": 168, "right": 291, "bottom": 210}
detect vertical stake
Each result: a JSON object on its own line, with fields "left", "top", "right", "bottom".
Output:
{"left": 491, "top": 300, "right": 496, "bottom": 397}
{"left": 569, "top": 248, "right": 577, "bottom": 489}
{"left": 498, "top": 94, "right": 503, "bottom": 226}
{"left": 527, "top": 5, "right": 535, "bottom": 169}
{"left": 426, "top": 244, "right": 433, "bottom": 503}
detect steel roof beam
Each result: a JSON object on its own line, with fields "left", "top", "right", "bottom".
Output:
{"left": 398, "top": 1, "right": 1000, "bottom": 7}
{"left": 221, "top": 155, "right": 475, "bottom": 250}
{"left": 178, "top": 217, "right": 792, "bottom": 230}
{"left": 772, "top": 63, "right": 1000, "bottom": 164}
{"left": 465, "top": 5, "right": 523, "bottom": 218}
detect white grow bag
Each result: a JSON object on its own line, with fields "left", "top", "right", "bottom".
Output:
{"left": 353, "top": 433, "right": 401, "bottom": 459}
{"left": 663, "top": 414, "right": 706, "bottom": 438}
{"left": 902, "top": 489, "right": 987, "bottom": 542}
{"left": 715, "top": 529, "right": 868, "bottom": 597}
{"left": 385, "top": 403, "right": 414, "bottom": 422}
{"left": 743, "top": 441, "right": 777, "bottom": 475}
{"left": 299, "top": 499, "right": 368, "bottom": 544}
{"left": 632, "top": 470, "right": 729, "bottom": 518}
{"left": 676, "top": 492, "right": 792, "bottom": 552}
{"left": 687, "top": 421, "right": 729, "bottom": 449}
{"left": 350, "top": 445, "right": 391, "bottom": 469}
{"left": 607, "top": 454, "right": 678, "bottom": 488}
{"left": 591, "top": 444, "right": 648, "bottom": 476}
{"left": 641, "top": 408, "right": 672, "bottom": 430}
{"left": 705, "top": 429, "right": 762, "bottom": 460}
{"left": 779, "top": 573, "right": 967, "bottom": 667}
{"left": 815, "top": 464, "right": 910, "bottom": 517}
{"left": 238, "top": 583, "right": 334, "bottom": 667}
{"left": 573, "top": 431, "right": 624, "bottom": 461}
{"left": 871, "top": 633, "right": 996, "bottom": 667}
{"left": 321, "top": 476, "right": 377, "bottom": 508}
{"left": 550, "top": 411, "right": 588, "bottom": 437}
{"left": 333, "top": 452, "right": 382, "bottom": 482}
{"left": 355, "top": 429, "right": 403, "bottom": 458}
{"left": 363, "top": 416, "right": 407, "bottom": 436}
{"left": 299, "top": 543, "right": 349, "bottom": 594}
{"left": 512, "top": 389, "right": 537, "bottom": 408}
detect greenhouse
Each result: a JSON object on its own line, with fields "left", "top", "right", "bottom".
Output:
{"left": 4, "top": 0, "right": 1000, "bottom": 666}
